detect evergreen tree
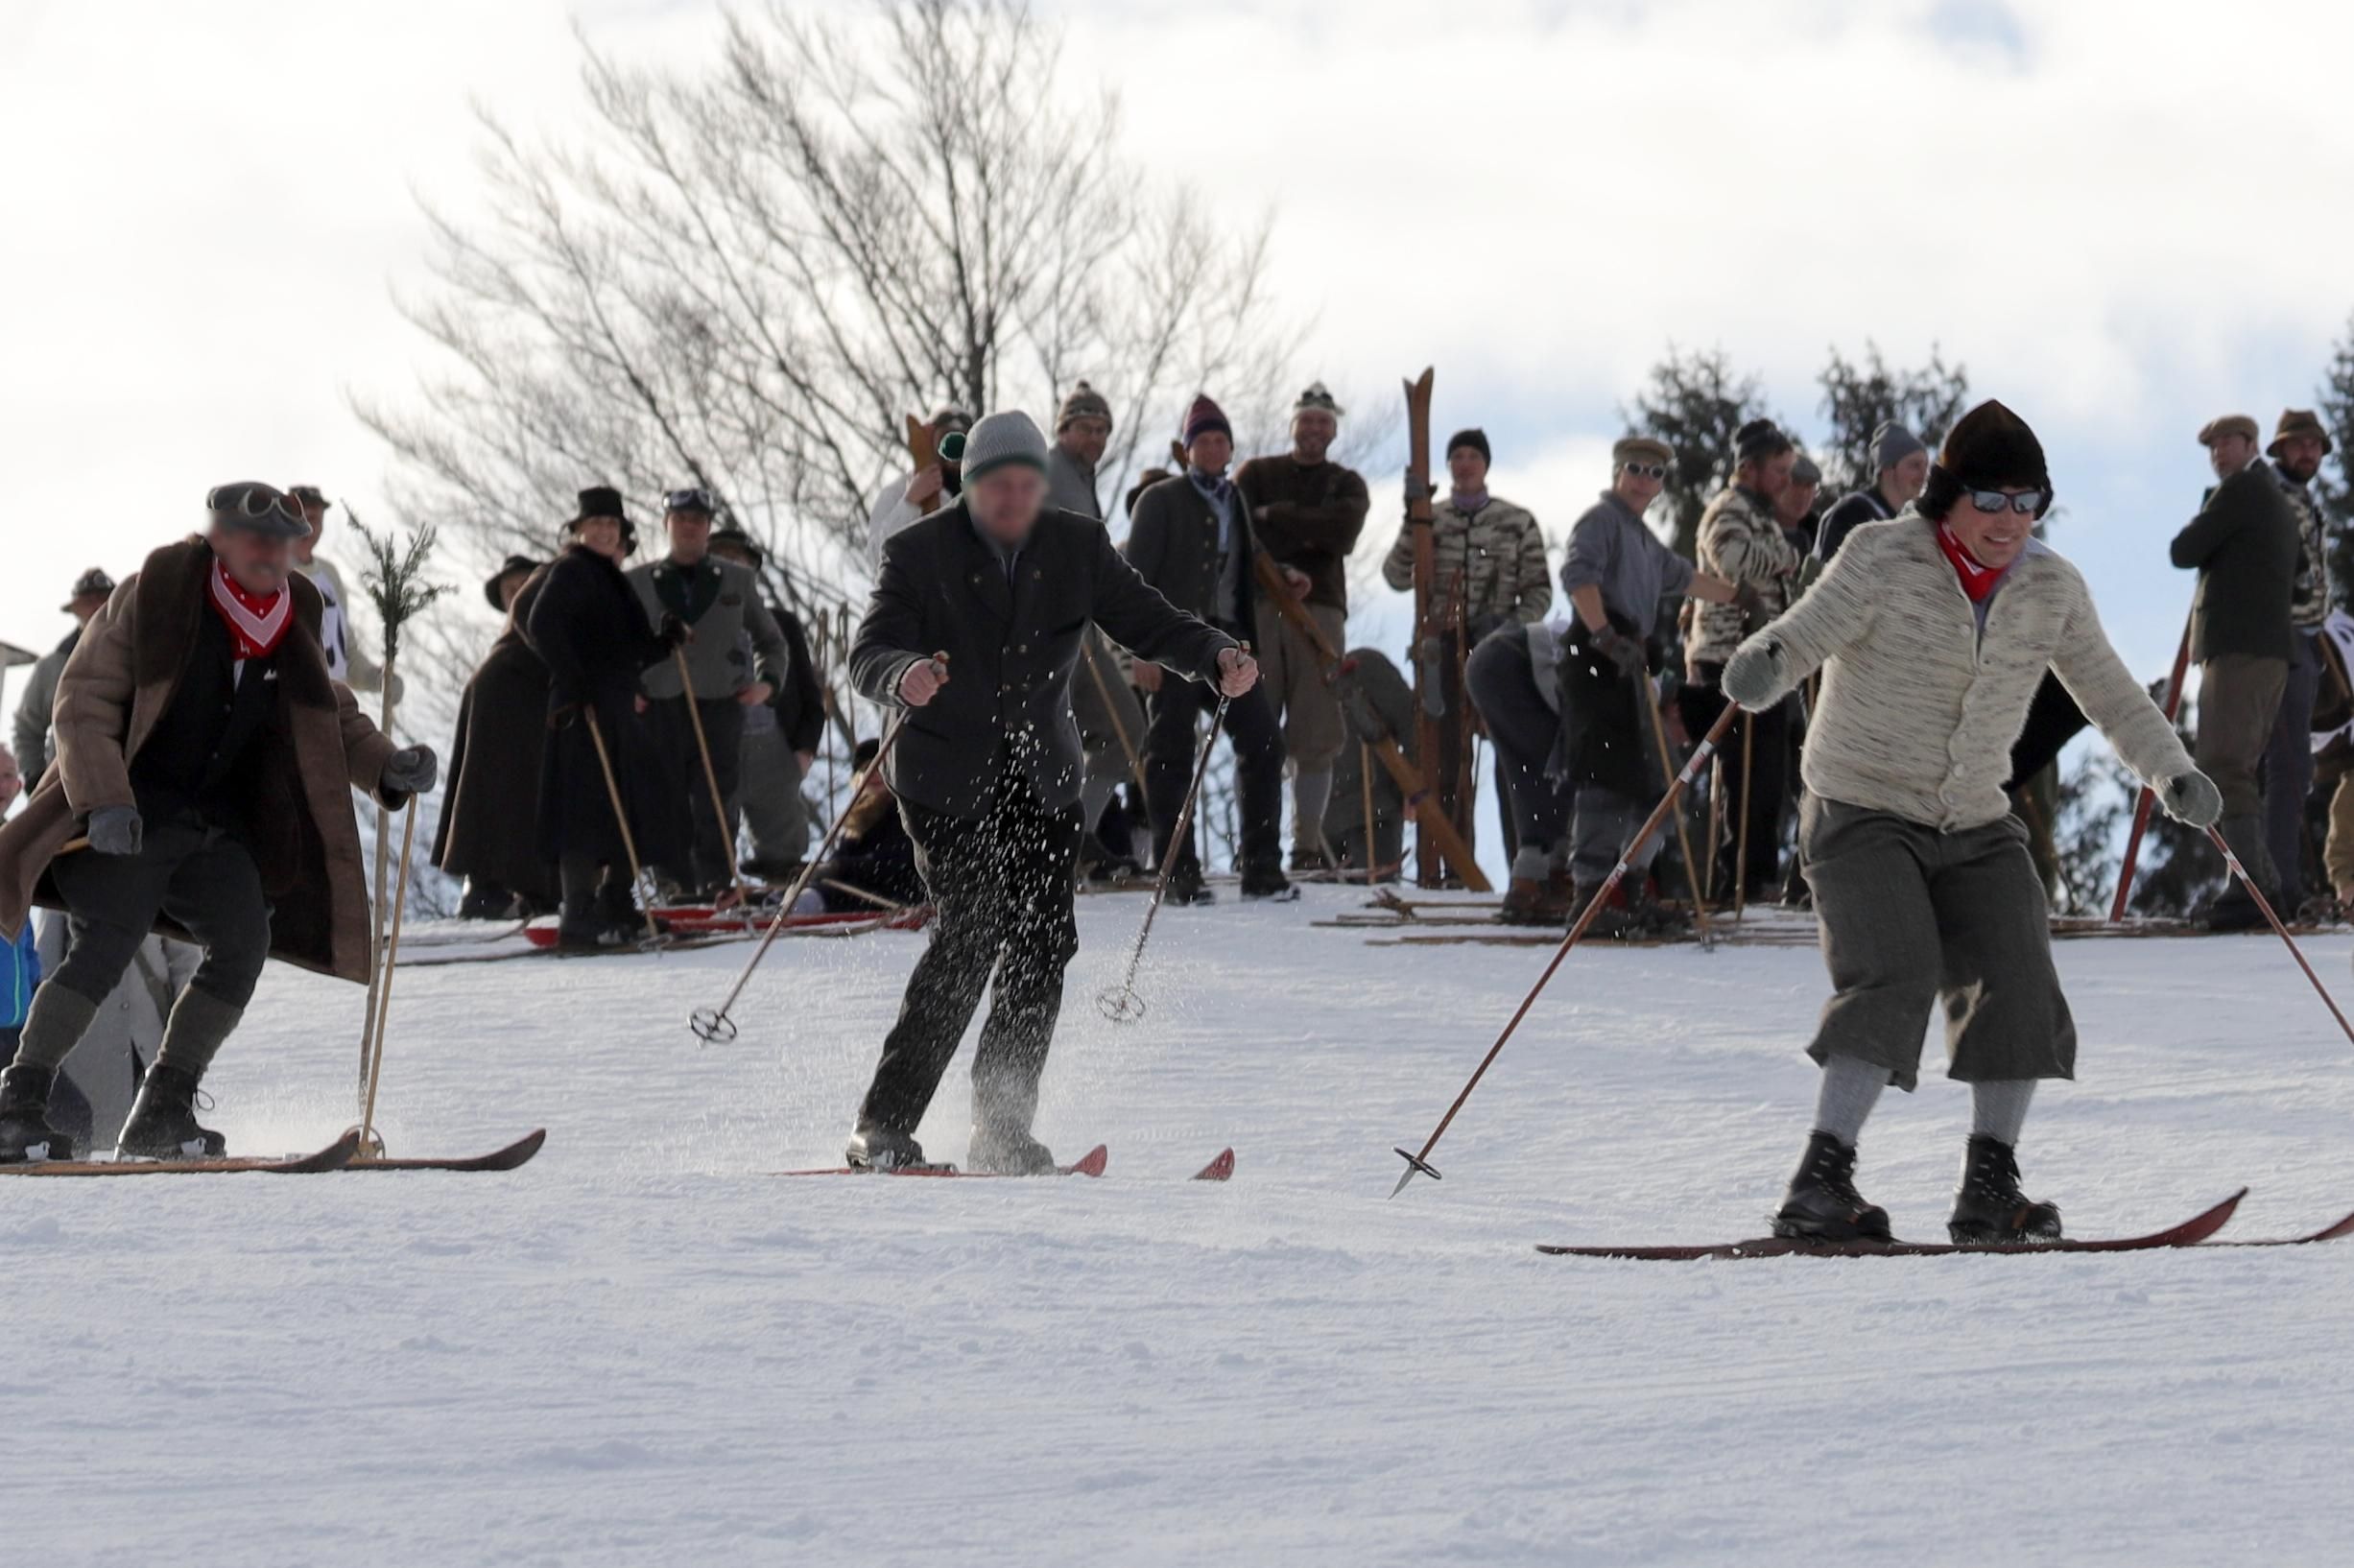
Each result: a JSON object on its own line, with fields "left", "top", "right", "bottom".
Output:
{"left": 1815, "top": 342, "right": 1970, "bottom": 499}
{"left": 1620, "top": 345, "right": 1773, "bottom": 559}
{"left": 2317, "top": 315, "right": 2354, "bottom": 612}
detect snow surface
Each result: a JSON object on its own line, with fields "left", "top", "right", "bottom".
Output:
{"left": 9, "top": 890, "right": 2353, "bottom": 1566}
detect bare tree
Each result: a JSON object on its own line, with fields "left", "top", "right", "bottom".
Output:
{"left": 356, "top": 0, "right": 1308, "bottom": 717}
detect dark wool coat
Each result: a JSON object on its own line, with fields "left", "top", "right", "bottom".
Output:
{"left": 0, "top": 536, "right": 399, "bottom": 983}
{"left": 523, "top": 544, "right": 682, "bottom": 868}
{"left": 771, "top": 603, "right": 827, "bottom": 755}
{"left": 849, "top": 501, "right": 1233, "bottom": 820}
{"left": 433, "top": 564, "right": 559, "bottom": 904}
{"left": 1123, "top": 474, "right": 1263, "bottom": 630}
{"left": 2171, "top": 464, "right": 2302, "bottom": 663}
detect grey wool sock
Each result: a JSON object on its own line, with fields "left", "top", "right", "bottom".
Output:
{"left": 1970, "top": 1079, "right": 2037, "bottom": 1146}
{"left": 1813, "top": 1054, "right": 1890, "bottom": 1145}
{"left": 12, "top": 985, "right": 100, "bottom": 1073}
{"left": 1510, "top": 843, "right": 1554, "bottom": 882}
{"left": 153, "top": 987, "right": 246, "bottom": 1079}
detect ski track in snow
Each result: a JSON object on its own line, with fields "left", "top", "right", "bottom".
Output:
{"left": 9, "top": 890, "right": 2352, "bottom": 1565}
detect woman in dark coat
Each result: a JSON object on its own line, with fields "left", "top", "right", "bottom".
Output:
{"left": 524, "top": 488, "right": 686, "bottom": 948}
{"left": 433, "top": 554, "right": 556, "bottom": 917}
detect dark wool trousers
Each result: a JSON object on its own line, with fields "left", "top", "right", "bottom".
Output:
{"left": 1465, "top": 626, "right": 1571, "bottom": 874}
{"left": 646, "top": 694, "right": 745, "bottom": 894}
{"left": 2261, "top": 630, "right": 2321, "bottom": 907}
{"left": 1679, "top": 663, "right": 1792, "bottom": 899}
{"left": 858, "top": 762, "right": 1084, "bottom": 1139}
{"left": 1143, "top": 663, "right": 1284, "bottom": 875}
{"left": 1801, "top": 797, "right": 2072, "bottom": 1092}
{"left": 46, "top": 819, "right": 272, "bottom": 1012}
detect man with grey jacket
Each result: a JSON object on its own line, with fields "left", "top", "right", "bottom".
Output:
{"left": 12, "top": 568, "right": 114, "bottom": 777}
{"left": 630, "top": 487, "right": 792, "bottom": 897}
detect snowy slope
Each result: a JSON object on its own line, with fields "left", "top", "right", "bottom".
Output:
{"left": 7, "top": 889, "right": 2352, "bottom": 1566}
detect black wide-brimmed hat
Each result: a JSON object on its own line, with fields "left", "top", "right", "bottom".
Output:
{"left": 707, "top": 525, "right": 765, "bottom": 568}
{"left": 564, "top": 486, "right": 638, "bottom": 554}
{"left": 484, "top": 554, "right": 540, "bottom": 612}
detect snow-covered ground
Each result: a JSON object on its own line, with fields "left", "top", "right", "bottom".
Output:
{"left": 10, "top": 888, "right": 2353, "bottom": 1566}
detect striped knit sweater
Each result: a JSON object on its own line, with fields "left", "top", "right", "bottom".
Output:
{"left": 1728, "top": 517, "right": 2192, "bottom": 832}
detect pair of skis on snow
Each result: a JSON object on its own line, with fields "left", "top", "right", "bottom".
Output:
{"left": 0, "top": 1128, "right": 548, "bottom": 1177}
{"left": 777, "top": 1145, "right": 1236, "bottom": 1181}
{"left": 1538, "top": 1189, "right": 2354, "bottom": 1259}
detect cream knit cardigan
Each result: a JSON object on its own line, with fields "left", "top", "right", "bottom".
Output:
{"left": 1728, "top": 517, "right": 2192, "bottom": 832}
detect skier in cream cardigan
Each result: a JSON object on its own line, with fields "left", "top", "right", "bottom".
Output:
{"left": 1722, "top": 400, "right": 2221, "bottom": 1246}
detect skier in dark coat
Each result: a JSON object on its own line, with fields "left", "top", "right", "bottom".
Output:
{"left": 846, "top": 410, "right": 1255, "bottom": 1174}
{"left": 524, "top": 488, "right": 688, "bottom": 950}
{"left": 433, "top": 554, "right": 555, "bottom": 917}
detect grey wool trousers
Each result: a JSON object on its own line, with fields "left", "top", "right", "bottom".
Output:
{"left": 1800, "top": 797, "right": 2074, "bottom": 1091}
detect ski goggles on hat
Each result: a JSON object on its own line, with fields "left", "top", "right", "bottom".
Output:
{"left": 1619, "top": 462, "right": 1669, "bottom": 480}
{"left": 204, "top": 483, "right": 311, "bottom": 535}
{"left": 664, "top": 487, "right": 716, "bottom": 514}
{"left": 1965, "top": 487, "right": 2050, "bottom": 516}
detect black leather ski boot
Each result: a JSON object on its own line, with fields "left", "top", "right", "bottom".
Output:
{"left": 0, "top": 1064, "right": 75, "bottom": 1164}
{"left": 116, "top": 1063, "right": 226, "bottom": 1160}
{"left": 1771, "top": 1130, "right": 1891, "bottom": 1243}
{"left": 1948, "top": 1135, "right": 2062, "bottom": 1246}
{"left": 844, "top": 1123, "right": 929, "bottom": 1171}
{"left": 967, "top": 1125, "right": 1058, "bottom": 1176}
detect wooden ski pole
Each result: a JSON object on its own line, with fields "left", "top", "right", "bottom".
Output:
{"left": 674, "top": 648, "right": 748, "bottom": 905}
{"left": 1361, "top": 743, "right": 1377, "bottom": 889}
{"left": 688, "top": 654, "right": 945, "bottom": 1043}
{"left": 1733, "top": 709, "right": 1755, "bottom": 920}
{"left": 1703, "top": 754, "right": 1724, "bottom": 906}
{"left": 1391, "top": 702, "right": 1742, "bottom": 1198}
{"left": 2111, "top": 611, "right": 2197, "bottom": 921}
{"left": 354, "top": 800, "right": 419, "bottom": 1160}
{"left": 582, "top": 706, "right": 662, "bottom": 946}
{"left": 1637, "top": 675, "right": 1715, "bottom": 950}
{"left": 2206, "top": 824, "right": 2354, "bottom": 1049}
{"left": 1098, "top": 692, "right": 1231, "bottom": 1024}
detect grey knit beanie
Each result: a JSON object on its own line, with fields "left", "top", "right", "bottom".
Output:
{"left": 1870, "top": 420, "right": 1926, "bottom": 470}
{"left": 960, "top": 411, "right": 1050, "bottom": 483}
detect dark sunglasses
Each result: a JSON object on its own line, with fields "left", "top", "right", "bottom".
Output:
{"left": 1967, "top": 487, "right": 2048, "bottom": 516}
{"left": 664, "top": 487, "right": 716, "bottom": 514}
{"left": 1620, "top": 462, "right": 1669, "bottom": 480}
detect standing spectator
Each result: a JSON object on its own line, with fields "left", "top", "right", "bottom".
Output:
{"left": 12, "top": 568, "right": 115, "bottom": 778}
{"left": 1380, "top": 427, "right": 1552, "bottom": 869}
{"left": 2261, "top": 408, "right": 2336, "bottom": 915}
{"left": 1469, "top": 438, "right": 1749, "bottom": 928}
{"left": 866, "top": 408, "right": 975, "bottom": 571}
{"left": 434, "top": 554, "right": 558, "bottom": 918}
{"left": 1046, "top": 381, "right": 1153, "bottom": 880}
{"left": 285, "top": 485, "right": 400, "bottom": 701}
{"left": 0, "top": 746, "right": 32, "bottom": 1114}
{"left": 526, "top": 487, "right": 689, "bottom": 950}
{"left": 1126, "top": 393, "right": 1294, "bottom": 903}
{"left": 1776, "top": 452, "right": 1824, "bottom": 555}
{"left": 630, "top": 488, "right": 792, "bottom": 899}
{"left": 1818, "top": 421, "right": 1931, "bottom": 564}
{"left": 1239, "top": 382, "right": 1372, "bottom": 870}
{"left": 2171, "top": 415, "right": 2302, "bottom": 930}
{"left": 707, "top": 525, "right": 828, "bottom": 881}
{"left": 1680, "top": 418, "right": 1807, "bottom": 904}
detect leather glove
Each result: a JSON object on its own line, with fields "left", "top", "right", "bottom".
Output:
{"left": 1586, "top": 625, "right": 1646, "bottom": 681}
{"left": 2157, "top": 770, "right": 2223, "bottom": 829}
{"left": 381, "top": 745, "right": 440, "bottom": 796}
{"left": 657, "top": 612, "right": 691, "bottom": 651}
{"left": 1732, "top": 581, "right": 1768, "bottom": 615}
{"left": 1721, "top": 638, "right": 1789, "bottom": 711}
{"left": 548, "top": 701, "right": 582, "bottom": 731}
{"left": 87, "top": 804, "right": 142, "bottom": 857}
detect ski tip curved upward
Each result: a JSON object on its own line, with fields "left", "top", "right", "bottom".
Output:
{"left": 1192, "top": 1148, "right": 1236, "bottom": 1182}
{"left": 1067, "top": 1144, "right": 1109, "bottom": 1178}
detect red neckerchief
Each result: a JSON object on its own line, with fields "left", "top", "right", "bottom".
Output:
{"left": 208, "top": 559, "right": 292, "bottom": 660}
{"left": 1935, "top": 522, "right": 2003, "bottom": 604}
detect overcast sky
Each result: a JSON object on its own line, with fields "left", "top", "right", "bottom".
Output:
{"left": 5, "top": 0, "right": 2350, "bottom": 749}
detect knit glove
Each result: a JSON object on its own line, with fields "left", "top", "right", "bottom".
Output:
{"left": 86, "top": 804, "right": 142, "bottom": 857}
{"left": 1585, "top": 625, "right": 1645, "bottom": 681}
{"left": 2157, "top": 770, "right": 2223, "bottom": 829}
{"left": 382, "top": 745, "right": 440, "bottom": 796}
{"left": 1721, "top": 638, "right": 1788, "bottom": 711}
